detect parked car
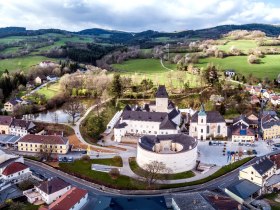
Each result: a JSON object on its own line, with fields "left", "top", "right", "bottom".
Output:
{"left": 252, "top": 149, "right": 257, "bottom": 155}
{"left": 67, "top": 157, "right": 73, "bottom": 162}
{"left": 272, "top": 147, "right": 278, "bottom": 151}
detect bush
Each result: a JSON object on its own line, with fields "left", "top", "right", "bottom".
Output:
{"left": 81, "top": 155, "right": 90, "bottom": 162}
{"left": 247, "top": 54, "right": 260, "bottom": 64}
{"left": 109, "top": 168, "right": 120, "bottom": 179}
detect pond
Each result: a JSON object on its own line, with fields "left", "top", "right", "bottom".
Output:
{"left": 23, "top": 109, "right": 78, "bottom": 123}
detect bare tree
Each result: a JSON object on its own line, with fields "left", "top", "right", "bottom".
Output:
{"left": 139, "top": 161, "right": 172, "bottom": 187}
{"left": 63, "top": 99, "right": 84, "bottom": 125}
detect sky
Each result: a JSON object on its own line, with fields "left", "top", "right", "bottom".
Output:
{"left": 0, "top": 0, "right": 280, "bottom": 32}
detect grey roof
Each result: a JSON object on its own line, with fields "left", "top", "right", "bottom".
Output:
{"left": 115, "top": 122, "right": 127, "bottom": 129}
{"left": 168, "top": 108, "right": 180, "bottom": 119}
{"left": 265, "top": 174, "right": 280, "bottom": 187}
{"left": 159, "top": 116, "right": 177, "bottom": 129}
{"left": 123, "top": 104, "right": 132, "bottom": 111}
{"left": 139, "top": 134, "right": 197, "bottom": 153}
{"left": 10, "top": 119, "right": 36, "bottom": 130}
{"left": 122, "top": 110, "right": 167, "bottom": 122}
{"left": 168, "top": 100, "right": 175, "bottom": 109}
{"left": 262, "top": 120, "right": 280, "bottom": 129}
{"left": 191, "top": 111, "right": 225, "bottom": 123}
{"left": 156, "top": 85, "right": 168, "bottom": 98}
{"left": 8, "top": 98, "right": 23, "bottom": 106}
{"left": 226, "top": 179, "right": 261, "bottom": 200}
{"left": 172, "top": 192, "right": 215, "bottom": 210}
{"left": 0, "top": 116, "right": 12, "bottom": 126}
{"left": 252, "top": 157, "right": 275, "bottom": 175}
{"left": 37, "top": 177, "right": 70, "bottom": 195}
{"left": 93, "top": 196, "right": 167, "bottom": 210}
{"left": 0, "top": 135, "right": 21, "bottom": 144}
{"left": 233, "top": 115, "right": 251, "bottom": 125}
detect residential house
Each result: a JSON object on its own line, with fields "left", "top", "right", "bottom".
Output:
{"left": 18, "top": 134, "right": 69, "bottom": 154}
{"left": 246, "top": 113, "right": 259, "bottom": 128}
{"left": 225, "top": 179, "right": 261, "bottom": 204}
{"left": 46, "top": 75, "right": 57, "bottom": 82}
{"left": 93, "top": 196, "right": 167, "bottom": 210}
{"left": 4, "top": 98, "right": 23, "bottom": 112}
{"left": 172, "top": 191, "right": 245, "bottom": 210}
{"left": 189, "top": 104, "right": 227, "bottom": 140}
{"left": 0, "top": 149, "right": 23, "bottom": 174}
{"left": 35, "top": 75, "right": 47, "bottom": 85}
{"left": 9, "top": 118, "right": 36, "bottom": 137}
{"left": 261, "top": 113, "right": 280, "bottom": 140}
{"left": 39, "top": 187, "right": 88, "bottom": 210}
{"left": 33, "top": 177, "right": 71, "bottom": 204}
{"left": 250, "top": 95, "right": 260, "bottom": 105}
{"left": 239, "top": 156, "right": 276, "bottom": 188}
{"left": 225, "top": 69, "right": 236, "bottom": 77}
{"left": 271, "top": 95, "right": 280, "bottom": 106}
{"left": 39, "top": 61, "right": 57, "bottom": 68}
{"left": 0, "top": 116, "right": 12, "bottom": 134}
{"left": 231, "top": 124, "right": 255, "bottom": 143}
{"left": 1, "top": 162, "right": 30, "bottom": 182}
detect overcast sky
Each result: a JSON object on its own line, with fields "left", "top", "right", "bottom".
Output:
{"left": 0, "top": 0, "right": 280, "bottom": 32}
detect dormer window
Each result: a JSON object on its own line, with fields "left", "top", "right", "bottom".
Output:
{"left": 201, "top": 119, "right": 203, "bottom": 123}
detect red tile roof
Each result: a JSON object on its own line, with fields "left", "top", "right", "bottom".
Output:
{"left": 19, "top": 134, "right": 68, "bottom": 145}
{"left": 39, "top": 187, "right": 88, "bottom": 210}
{"left": 2, "top": 162, "right": 28, "bottom": 176}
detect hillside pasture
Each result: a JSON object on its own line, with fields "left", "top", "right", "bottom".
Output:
{"left": 216, "top": 39, "right": 258, "bottom": 53}
{"left": 113, "top": 58, "right": 201, "bottom": 88}
{"left": 196, "top": 55, "right": 280, "bottom": 79}
{"left": 0, "top": 56, "right": 58, "bottom": 72}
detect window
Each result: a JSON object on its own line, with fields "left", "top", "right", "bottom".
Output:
{"left": 201, "top": 129, "right": 203, "bottom": 133}
{"left": 195, "top": 127, "right": 197, "bottom": 132}
{"left": 201, "top": 119, "right": 203, "bottom": 123}
{"left": 60, "top": 146, "right": 62, "bottom": 149}
{"left": 207, "top": 126, "right": 209, "bottom": 134}
{"left": 217, "top": 125, "right": 221, "bottom": 134}
{"left": 251, "top": 177, "right": 253, "bottom": 181}
{"left": 251, "top": 171, "right": 254, "bottom": 174}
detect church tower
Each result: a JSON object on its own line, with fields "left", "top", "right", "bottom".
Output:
{"left": 198, "top": 104, "right": 207, "bottom": 124}
{"left": 155, "top": 85, "right": 168, "bottom": 112}
{"left": 197, "top": 104, "right": 207, "bottom": 140}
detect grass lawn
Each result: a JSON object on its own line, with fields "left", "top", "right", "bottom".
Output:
{"left": 59, "top": 158, "right": 143, "bottom": 190}
{"left": 0, "top": 56, "right": 58, "bottom": 72}
{"left": 217, "top": 39, "right": 258, "bottom": 53}
{"left": 129, "top": 157, "right": 195, "bottom": 180}
{"left": 196, "top": 55, "right": 280, "bottom": 80}
{"left": 36, "top": 82, "right": 61, "bottom": 99}
{"left": 161, "top": 157, "right": 254, "bottom": 188}
{"left": 1, "top": 46, "right": 21, "bottom": 54}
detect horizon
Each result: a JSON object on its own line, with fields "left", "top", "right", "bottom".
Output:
{"left": 1, "top": 0, "right": 280, "bottom": 32}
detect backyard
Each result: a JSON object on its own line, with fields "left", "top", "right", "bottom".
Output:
{"left": 36, "top": 82, "right": 61, "bottom": 100}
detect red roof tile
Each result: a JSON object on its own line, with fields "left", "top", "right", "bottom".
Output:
{"left": 2, "top": 162, "right": 28, "bottom": 176}
{"left": 39, "top": 187, "right": 87, "bottom": 210}
{"left": 19, "top": 134, "right": 68, "bottom": 145}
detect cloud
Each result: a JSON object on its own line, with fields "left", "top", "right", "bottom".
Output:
{"left": 0, "top": 0, "right": 280, "bottom": 32}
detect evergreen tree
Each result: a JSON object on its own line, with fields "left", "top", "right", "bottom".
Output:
{"left": 110, "top": 74, "right": 123, "bottom": 98}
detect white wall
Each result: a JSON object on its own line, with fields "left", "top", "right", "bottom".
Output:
{"left": 72, "top": 193, "right": 88, "bottom": 210}
{"left": 36, "top": 185, "right": 71, "bottom": 204}
{"left": 136, "top": 143, "right": 197, "bottom": 173}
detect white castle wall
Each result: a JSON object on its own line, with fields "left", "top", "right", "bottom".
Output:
{"left": 136, "top": 143, "right": 197, "bottom": 173}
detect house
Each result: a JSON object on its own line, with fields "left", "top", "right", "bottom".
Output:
{"left": 172, "top": 191, "right": 245, "bottom": 210}
{"left": 0, "top": 116, "right": 12, "bottom": 134}
{"left": 113, "top": 86, "right": 181, "bottom": 142}
{"left": 35, "top": 75, "right": 47, "bottom": 85}
{"left": 231, "top": 124, "right": 255, "bottom": 143}
{"left": 189, "top": 104, "right": 227, "bottom": 140}
{"left": 250, "top": 95, "right": 260, "bottom": 105}
{"left": 4, "top": 98, "right": 23, "bottom": 112}
{"left": 39, "top": 187, "right": 88, "bottom": 210}
{"left": 1, "top": 162, "right": 30, "bottom": 182}
{"left": 0, "top": 149, "right": 23, "bottom": 174}
{"left": 271, "top": 95, "right": 280, "bottom": 106}
{"left": 46, "top": 75, "right": 58, "bottom": 82}
{"left": 93, "top": 196, "right": 167, "bottom": 210}
{"left": 39, "top": 61, "right": 57, "bottom": 68}
{"left": 239, "top": 156, "right": 276, "bottom": 188}
{"left": 18, "top": 134, "right": 69, "bottom": 154}
{"left": 9, "top": 118, "right": 36, "bottom": 137}
{"left": 225, "top": 69, "right": 235, "bottom": 77}
{"left": 261, "top": 113, "right": 280, "bottom": 140}
{"left": 29, "top": 177, "right": 71, "bottom": 205}
{"left": 225, "top": 179, "right": 261, "bottom": 204}
{"left": 246, "top": 113, "right": 259, "bottom": 128}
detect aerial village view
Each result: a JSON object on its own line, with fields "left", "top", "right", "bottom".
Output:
{"left": 0, "top": 0, "right": 279, "bottom": 210}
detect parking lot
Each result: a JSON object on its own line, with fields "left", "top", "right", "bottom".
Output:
{"left": 198, "top": 140, "right": 272, "bottom": 166}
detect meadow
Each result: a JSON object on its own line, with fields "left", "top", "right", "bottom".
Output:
{"left": 217, "top": 39, "right": 258, "bottom": 53}
{"left": 112, "top": 58, "right": 201, "bottom": 88}
{"left": 37, "top": 82, "right": 61, "bottom": 99}
{"left": 196, "top": 54, "right": 280, "bottom": 79}
{"left": 0, "top": 56, "right": 59, "bottom": 72}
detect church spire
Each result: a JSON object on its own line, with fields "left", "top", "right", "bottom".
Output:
{"left": 198, "top": 103, "right": 206, "bottom": 116}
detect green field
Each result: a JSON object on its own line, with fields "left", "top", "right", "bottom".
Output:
{"left": 217, "top": 39, "right": 258, "bottom": 53}
{"left": 0, "top": 56, "right": 58, "bottom": 72}
{"left": 196, "top": 55, "right": 280, "bottom": 79}
{"left": 113, "top": 58, "right": 200, "bottom": 88}
{"left": 36, "top": 82, "right": 61, "bottom": 99}
{"left": 1, "top": 46, "right": 21, "bottom": 54}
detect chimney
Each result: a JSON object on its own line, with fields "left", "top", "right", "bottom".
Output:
{"left": 214, "top": 195, "right": 219, "bottom": 200}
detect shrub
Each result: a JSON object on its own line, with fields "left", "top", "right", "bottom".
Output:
{"left": 109, "top": 168, "right": 120, "bottom": 179}
{"left": 81, "top": 155, "right": 90, "bottom": 162}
